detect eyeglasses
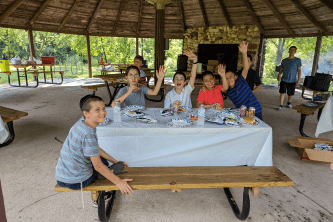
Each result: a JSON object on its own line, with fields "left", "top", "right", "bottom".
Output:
{"left": 128, "top": 74, "right": 140, "bottom": 78}
{"left": 175, "top": 78, "right": 185, "bottom": 81}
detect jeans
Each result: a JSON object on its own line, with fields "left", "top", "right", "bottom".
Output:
{"left": 57, "top": 157, "right": 109, "bottom": 190}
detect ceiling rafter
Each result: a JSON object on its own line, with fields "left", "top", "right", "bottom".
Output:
{"left": 179, "top": 1, "right": 187, "bottom": 33}
{"left": 26, "top": 0, "right": 51, "bottom": 27}
{"left": 136, "top": 0, "right": 143, "bottom": 37}
{"left": 241, "top": 0, "right": 265, "bottom": 34}
{"left": 318, "top": 0, "right": 333, "bottom": 13}
{"left": 0, "top": 0, "right": 26, "bottom": 24}
{"left": 261, "top": 0, "right": 294, "bottom": 37}
{"left": 198, "top": 0, "right": 209, "bottom": 28}
{"left": 216, "top": 0, "right": 232, "bottom": 28}
{"left": 289, "top": 0, "right": 326, "bottom": 33}
{"left": 112, "top": 0, "right": 125, "bottom": 36}
{"left": 87, "top": 0, "right": 105, "bottom": 32}
{"left": 58, "top": 0, "right": 80, "bottom": 30}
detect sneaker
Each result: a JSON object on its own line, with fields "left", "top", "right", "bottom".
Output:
{"left": 277, "top": 106, "right": 282, "bottom": 111}
{"left": 92, "top": 201, "right": 98, "bottom": 208}
{"left": 286, "top": 103, "right": 292, "bottom": 108}
{"left": 108, "top": 161, "right": 124, "bottom": 175}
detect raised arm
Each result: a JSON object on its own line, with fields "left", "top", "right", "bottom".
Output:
{"left": 183, "top": 50, "right": 198, "bottom": 88}
{"left": 147, "top": 65, "right": 166, "bottom": 95}
{"left": 218, "top": 64, "right": 228, "bottom": 92}
{"left": 239, "top": 41, "right": 249, "bottom": 79}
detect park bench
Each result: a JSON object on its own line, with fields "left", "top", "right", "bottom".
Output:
{"left": 54, "top": 166, "right": 293, "bottom": 222}
{"left": 28, "top": 70, "right": 66, "bottom": 85}
{"left": 0, "top": 106, "right": 28, "bottom": 148}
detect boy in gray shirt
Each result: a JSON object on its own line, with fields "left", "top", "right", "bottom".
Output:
{"left": 112, "top": 65, "right": 166, "bottom": 107}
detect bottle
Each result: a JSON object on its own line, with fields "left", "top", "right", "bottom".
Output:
{"left": 198, "top": 104, "right": 205, "bottom": 126}
{"left": 114, "top": 100, "right": 121, "bottom": 123}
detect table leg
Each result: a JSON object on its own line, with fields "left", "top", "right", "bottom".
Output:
{"left": 24, "top": 68, "right": 28, "bottom": 86}
{"left": 299, "top": 114, "right": 309, "bottom": 137}
{"left": 43, "top": 66, "right": 47, "bottom": 83}
{"left": 0, "top": 121, "right": 15, "bottom": 148}
{"left": 17, "top": 68, "right": 21, "bottom": 86}
{"left": 317, "top": 107, "right": 323, "bottom": 121}
{"left": 104, "top": 81, "right": 114, "bottom": 107}
{"left": 224, "top": 188, "right": 250, "bottom": 221}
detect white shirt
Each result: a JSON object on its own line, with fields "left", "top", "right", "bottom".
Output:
{"left": 164, "top": 83, "right": 194, "bottom": 108}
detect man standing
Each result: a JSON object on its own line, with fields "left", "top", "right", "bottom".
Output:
{"left": 237, "top": 54, "right": 262, "bottom": 93}
{"left": 277, "top": 46, "right": 302, "bottom": 110}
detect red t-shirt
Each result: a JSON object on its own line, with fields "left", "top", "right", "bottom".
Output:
{"left": 196, "top": 85, "right": 224, "bottom": 108}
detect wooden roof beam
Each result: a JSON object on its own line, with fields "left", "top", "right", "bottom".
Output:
{"left": 216, "top": 0, "right": 232, "bottom": 28}
{"left": 58, "top": 0, "right": 80, "bottom": 30}
{"left": 179, "top": 2, "right": 187, "bottom": 33}
{"left": 319, "top": 0, "right": 333, "bottom": 13}
{"left": 136, "top": 0, "right": 143, "bottom": 37}
{"left": 26, "top": 0, "right": 51, "bottom": 27}
{"left": 241, "top": 0, "right": 265, "bottom": 34}
{"left": 289, "top": 0, "right": 326, "bottom": 33}
{"left": 112, "top": 0, "right": 125, "bottom": 36}
{"left": 198, "top": 0, "right": 209, "bottom": 29}
{"left": 0, "top": 0, "right": 25, "bottom": 24}
{"left": 87, "top": 0, "right": 105, "bottom": 32}
{"left": 261, "top": 0, "right": 294, "bottom": 37}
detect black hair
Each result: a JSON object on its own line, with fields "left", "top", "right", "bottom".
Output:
{"left": 201, "top": 70, "right": 214, "bottom": 81}
{"left": 172, "top": 71, "right": 186, "bottom": 81}
{"left": 290, "top": 46, "right": 297, "bottom": 50}
{"left": 80, "top": 95, "right": 104, "bottom": 112}
{"left": 247, "top": 54, "right": 253, "bottom": 62}
{"left": 126, "top": 65, "right": 140, "bottom": 76}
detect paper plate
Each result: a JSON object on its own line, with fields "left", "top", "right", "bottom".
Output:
{"left": 179, "top": 106, "right": 194, "bottom": 113}
{"left": 207, "top": 107, "right": 225, "bottom": 113}
{"left": 205, "top": 116, "right": 224, "bottom": 125}
{"left": 98, "top": 118, "right": 111, "bottom": 125}
{"left": 224, "top": 118, "right": 239, "bottom": 126}
{"left": 185, "top": 115, "right": 201, "bottom": 122}
{"left": 303, "top": 102, "right": 319, "bottom": 107}
{"left": 160, "top": 108, "right": 174, "bottom": 116}
{"left": 136, "top": 115, "right": 157, "bottom": 124}
{"left": 124, "top": 105, "right": 145, "bottom": 111}
{"left": 122, "top": 110, "right": 145, "bottom": 117}
{"left": 238, "top": 117, "right": 259, "bottom": 126}
{"left": 166, "top": 118, "right": 192, "bottom": 127}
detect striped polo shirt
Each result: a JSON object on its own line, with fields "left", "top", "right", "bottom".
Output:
{"left": 226, "top": 75, "right": 262, "bottom": 113}
{"left": 55, "top": 117, "right": 100, "bottom": 184}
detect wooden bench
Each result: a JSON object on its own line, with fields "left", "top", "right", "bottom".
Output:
{"left": 81, "top": 82, "right": 119, "bottom": 95}
{"left": 28, "top": 70, "right": 67, "bottom": 85}
{"left": 293, "top": 102, "right": 326, "bottom": 137}
{"left": 0, "top": 106, "right": 28, "bottom": 148}
{"left": 145, "top": 84, "right": 170, "bottom": 102}
{"left": 54, "top": 166, "right": 293, "bottom": 221}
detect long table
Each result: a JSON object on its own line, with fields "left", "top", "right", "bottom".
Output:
{"left": 97, "top": 108, "right": 273, "bottom": 167}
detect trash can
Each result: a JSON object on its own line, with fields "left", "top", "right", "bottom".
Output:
{"left": 0, "top": 59, "right": 10, "bottom": 72}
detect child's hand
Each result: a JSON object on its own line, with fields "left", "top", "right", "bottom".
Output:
{"left": 184, "top": 50, "right": 198, "bottom": 63}
{"left": 238, "top": 41, "right": 248, "bottom": 53}
{"left": 212, "top": 103, "right": 221, "bottom": 108}
{"left": 218, "top": 64, "right": 226, "bottom": 77}
{"left": 115, "top": 179, "right": 133, "bottom": 195}
{"left": 200, "top": 87, "right": 207, "bottom": 93}
{"left": 156, "top": 65, "right": 166, "bottom": 80}
{"left": 277, "top": 74, "right": 281, "bottom": 82}
{"left": 173, "top": 100, "right": 182, "bottom": 106}
{"left": 123, "top": 161, "right": 129, "bottom": 167}
{"left": 128, "top": 84, "right": 139, "bottom": 93}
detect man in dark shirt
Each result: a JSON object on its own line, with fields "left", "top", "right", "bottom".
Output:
{"left": 237, "top": 54, "right": 262, "bottom": 93}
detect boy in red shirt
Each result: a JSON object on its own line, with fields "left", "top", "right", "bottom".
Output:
{"left": 196, "top": 66, "right": 228, "bottom": 108}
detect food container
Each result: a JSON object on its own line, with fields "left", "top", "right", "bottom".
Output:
{"left": 248, "top": 107, "right": 255, "bottom": 117}
{"left": 240, "top": 105, "right": 247, "bottom": 117}
{"left": 41, "top": 56, "right": 55, "bottom": 64}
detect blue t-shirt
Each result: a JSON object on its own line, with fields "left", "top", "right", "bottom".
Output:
{"left": 281, "top": 57, "right": 302, "bottom": 83}
{"left": 55, "top": 117, "right": 100, "bottom": 184}
{"left": 226, "top": 75, "right": 262, "bottom": 114}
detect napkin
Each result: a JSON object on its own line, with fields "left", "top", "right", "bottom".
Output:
{"left": 315, "top": 95, "right": 333, "bottom": 137}
{"left": 0, "top": 117, "right": 9, "bottom": 144}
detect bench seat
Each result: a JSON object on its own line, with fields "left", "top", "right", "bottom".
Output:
{"left": 81, "top": 82, "right": 118, "bottom": 92}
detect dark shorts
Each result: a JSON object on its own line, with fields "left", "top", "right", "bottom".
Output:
{"left": 279, "top": 81, "right": 296, "bottom": 96}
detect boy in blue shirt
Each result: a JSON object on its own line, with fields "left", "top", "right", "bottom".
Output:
{"left": 277, "top": 46, "right": 302, "bottom": 110}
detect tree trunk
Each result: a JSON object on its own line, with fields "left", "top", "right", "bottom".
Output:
{"left": 275, "top": 38, "right": 285, "bottom": 65}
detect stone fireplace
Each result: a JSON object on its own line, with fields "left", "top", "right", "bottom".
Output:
{"left": 183, "top": 25, "right": 261, "bottom": 72}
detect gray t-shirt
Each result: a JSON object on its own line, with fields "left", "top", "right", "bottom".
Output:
{"left": 116, "top": 85, "right": 149, "bottom": 107}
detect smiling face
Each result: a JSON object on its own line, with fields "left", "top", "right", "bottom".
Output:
{"left": 225, "top": 71, "right": 237, "bottom": 88}
{"left": 134, "top": 59, "right": 143, "bottom": 69}
{"left": 83, "top": 101, "right": 106, "bottom": 126}
{"left": 173, "top": 74, "right": 186, "bottom": 90}
{"left": 202, "top": 74, "right": 215, "bottom": 90}
{"left": 125, "top": 68, "right": 140, "bottom": 86}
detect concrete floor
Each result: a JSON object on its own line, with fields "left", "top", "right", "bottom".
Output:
{"left": 0, "top": 77, "right": 332, "bottom": 222}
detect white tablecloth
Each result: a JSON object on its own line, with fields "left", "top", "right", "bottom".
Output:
{"left": 0, "top": 117, "right": 9, "bottom": 144}
{"left": 315, "top": 96, "right": 333, "bottom": 137}
{"left": 97, "top": 108, "right": 273, "bottom": 167}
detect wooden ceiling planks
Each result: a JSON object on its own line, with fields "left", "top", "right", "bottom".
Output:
{"left": 0, "top": 0, "right": 26, "bottom": 24}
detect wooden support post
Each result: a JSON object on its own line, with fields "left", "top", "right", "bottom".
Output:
{"left": 86, "top": 34, "right": 92, "bottom": 78}
{"left": 311, "top": 31, "right": 322, "bottom": 76}
{"left": 28, "top": 26, "right": 36, "bottom": 60}
{"left": 136, "top": 37, "right": 139, "bottom": 55}
{"left": 154, "top": 8, "right": 166, "bottom": 84}
{"left": 0, "top": 181, "right": 7, "bottom": 222}
{"left": 256, "top": 34, "right": 265, "bottom": 76}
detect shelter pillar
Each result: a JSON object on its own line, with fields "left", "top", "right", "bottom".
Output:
{"left": 86, "top": 34, "right": 92, "bottom": 78}
{"left": 311, "top": 30, "right": 322, "bottom": 76}
{"left": 136, "top": 37, "right": 139, "bottom": 55}
{"left": 27, "top": 26, "right": 35, "bottom": 60}
{"left": 256, "top": 34, "right": 265, "bottom": 77}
